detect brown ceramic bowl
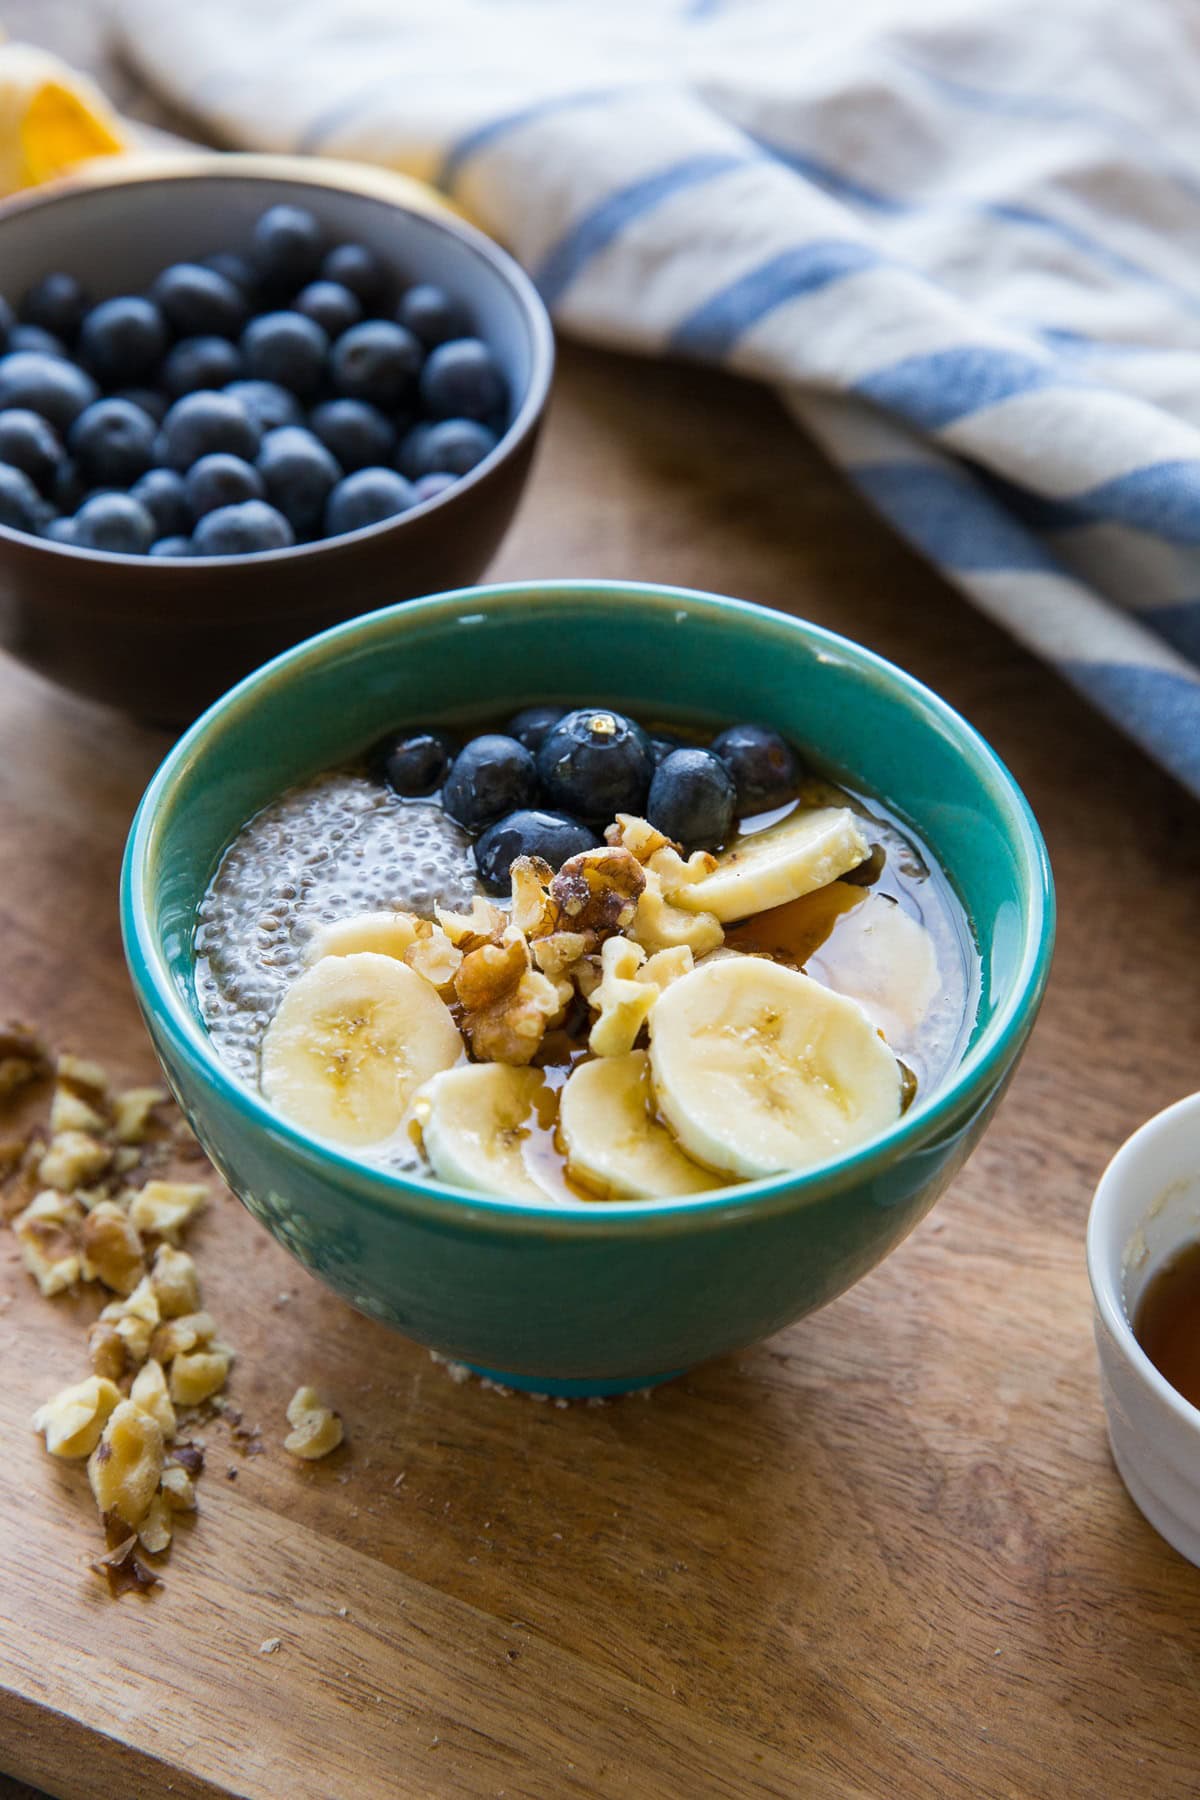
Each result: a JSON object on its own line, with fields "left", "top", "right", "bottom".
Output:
{"left": 0, "top": 154, "right": 554, "bottom": 724}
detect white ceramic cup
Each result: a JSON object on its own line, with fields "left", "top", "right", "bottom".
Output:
{"left": 1088, "top": 1091, "right": 1200, "bottom": 1567}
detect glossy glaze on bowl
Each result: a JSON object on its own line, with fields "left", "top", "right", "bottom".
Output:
{"left": 0, "top": 156, "right": 553, "bottom": 723}
{"left": 122, "top": 582, "right": 1054, "bottom": 1390}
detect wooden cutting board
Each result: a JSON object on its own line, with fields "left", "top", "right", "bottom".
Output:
{"left": 1, "top": 343, "right": 1199, "bottom": 1800}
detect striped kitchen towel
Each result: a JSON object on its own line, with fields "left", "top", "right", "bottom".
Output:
{"left": 113, "top": 0, "right": 1200, "bottom": 798}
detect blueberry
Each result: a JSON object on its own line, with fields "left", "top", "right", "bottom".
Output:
{"left": 536, "top": 709, "right": 652, "bottom": 823}
{"left": 256, "top": 425, "right": 341, "bottom": 533}
{"left": 160, "top": 390, "right": 261, "bottom": 470}
{"left": 162, "top": 335, "right": 243, "bottom": 397}
{"left": 645, "top": 748, "right": 736, "bottom": 851}
{"left": 150, "top": 262, "right": 248, "bottom": 340}
{"left": 295, "top": 280, "right": 362, "bottom": 339}
{"left": 203, "top": 251, "right": 257, "bottom": 295}
{"left": 8, "top": 324, "right": 68, "bottom": 359}
{"left": 113, "top": 386, "right": 169, "bottom": 426}
{"left": 186, "top": 452, "right": 266, "bottom": 520}
{"left": 411, "top": 471, "right": 457, "bottom": 503}
{"left": 711, "top": 723, "right": 800, "bottom": 812}
{"left": 18, "top": 272, "right": 88, "bottom": 342}
{"left": 395, "top": 421, "right": 434, "bottom": 479}
{"left": 0, "top": 295, "right": 12, "bottom": 350}
{"left": 73, "top": 492, "right": 156, "bottom": 554}
{"left": 78, "top": 296, "right": 168, "bottom": 384}
{"left": 309, "top": 398, "right": 395, "bottom": 471}
{"left": 43, "top": 516, "right": 79, "bottom": 545}
{"left": 396, "top": 283, "right": 469, "bottom": 349}
{"left": 149, "top": 535, "right": 193, "bottom": 557}
{"left": 324, "top": 467, "right": 414, "bottom": 536}
{"left": 0, "top": 352, "right": 97, "bottom": 430}
{"left": 0, "top": 409, "right": 61, "bottom": 491}
{"left": 403, "top": 417, "right": 496, "bottom": 478}
{"left": 474, "top": 809, "right": 600, "bottom": 892}
{"left": 440, "top": 735, "right": 537, "bottom": 832}
{"left": 68, "top": 399, "right": 156, "bottom": 485}
{"left": 223, "top": 379, "right": 303, "bottom": 435}
{"left": 373, "top": 727, "right": 457, "bottom": 797}
{"left": 131, "top": 468, "right": 189, "bottom": 536}
{"left": 320, "top": 243, "right": 388, "bottom": 307}
{"left": 51, "top": 456, "right": 85, "bottom": 513}
{"left": 329, "top": 320, "right": 422, "bottom": 409}
{"left": 252, "top": 204, "right": 324, "bottom": 292}
{"left": 650, "top": 735, "right": 680, "bottom": 768}
{"left": 241, "top": 310, "right": 328, "bottom": 398}
{"left": 0, "top": 462, "right": 46, "bottom": 533}
{"left": 192, "top": 499, "right": 295, "bottom": 556}
{"left": 419, "top": 338, "right": 506, "bottom": 422}
{"left": 507, "top": 705, "right": 566, "bottom": 752}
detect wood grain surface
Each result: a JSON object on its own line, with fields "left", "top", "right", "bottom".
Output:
{"left": 1, "top": 9, "right": 1199, "bottom": 1799}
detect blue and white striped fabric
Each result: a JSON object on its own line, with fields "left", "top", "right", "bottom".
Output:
{"left": 115, "top": 0, "right": 1200, "bottom": 797}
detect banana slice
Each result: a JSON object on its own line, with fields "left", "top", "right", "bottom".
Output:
{"left": 304, "top": 910, "right": 419, "bottom": 965}
{"left": 261, "top": 952, "right": 461, "bottom": 1146}
{"left": 672, "top": 807, "right": 869, "bottom": 923}
{"left": 807, "top": 892, "right": 941, "bottom": 1051}
{"left": 413, "top": 1064, "right": 556, "bottom": 1202}
{"left": 559, "top": 1051, "right": 722, "bottom": 1200}
{"left": 649, "top": 957, "right": 901, "bottom": 1179}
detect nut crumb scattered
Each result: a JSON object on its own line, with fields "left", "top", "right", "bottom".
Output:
{"left": 259, "top": 1637, "right": 282, "bottom": 1655}
{"left": 284, "top": 1385, "right": 344, "bottom": 1460}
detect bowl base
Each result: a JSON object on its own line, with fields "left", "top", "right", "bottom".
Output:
{"left": 466, "top": 1364, "right": 684, "bottom": 1398}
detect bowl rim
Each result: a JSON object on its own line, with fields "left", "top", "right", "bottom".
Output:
{"left": 0, "top": 153, "right": 554, "bottom": 569}
{"left": 1086, "top": 1088, "right": 1200, "bottom": 1432}
{"left": 122, "top": 579, "right": 1056, "bottom": 1235}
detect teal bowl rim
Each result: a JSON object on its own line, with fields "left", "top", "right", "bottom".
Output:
{"left": 121, "top": 580, "right": 1056, "bottom": 1237}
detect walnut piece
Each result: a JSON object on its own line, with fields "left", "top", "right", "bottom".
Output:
{"left": 13, "top": 1190, "right": 84, "bottom": 1295}
{"left": 99, "top": 1275, "right": 161, "bottom": 1369}
{"left": 434, "top": 894, "right": 506, "bottom": 950}
{"left": 151, "top": 1309, "right": 215, "bottom": 1364}
{"left": 404, "top": 919, "right": 462, "bottom": 992}
{"left": 150, "top": 1242, "right": 201, "bottom": 1318}
{"left": 38, "top": 1129, "right": 113, "bottom": 1193}
{"left": 111, "top": 1086, "right": 166, "bottom": 1145}
{"left": 130, "top": 1358, "right": 176, "bottom": 1440}
{"left": 56, "top": 1052, "right": 108, "bottom": 1098}
{"left": 169, "top": 1346, "right": 232, "bottom": 1406}
{"left": 137, "top": 1492, "right": 174, "bottom": 1554}
{"left": 161, "top": 1463, "right": 196, "bottom": 1510}
{"left": 88, "top": 1320, "right": 128, "bottom": 1383}
{"left": 283, "top": 1386, "right": 344, "bottom": 1460}
{"left": 80, "top": 1199, "right": 145, "bottom": 1295}
{"left": 49, "top": 1086, "right": 106, "bottom": 1136}
{"left": 587, "top": 939, "right": 696, "bottom": 1057}
{"left": 88, "top": 1399, "right": 165, "bottom": 1528}
{"left": 627, "top": 867, "right": 724, "bottom": 958}
{"left": 508, "top": 856, "right": 556, "bottom": 936}
{"left": 546, "top": 848, "right": 645, "bottom": 948}
{"left": 453, "top": 928, "right": 564, "bottom": 1065}
{"left": 32, "top": 1374, "right": 121, "bottom": 1458}
{"left": 128, "top": 1179, "right": 207, "bottom": 1243}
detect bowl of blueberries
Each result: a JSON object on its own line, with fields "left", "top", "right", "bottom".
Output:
{"left": 0, "top": 154, "right": 553, "bottom": 723}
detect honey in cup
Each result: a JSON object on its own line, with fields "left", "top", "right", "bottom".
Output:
{"left": 1134, "top": 1240, "right": 1200, "bottom": 1411}
{"left": 195, "top": 707, "right": 979, "bottom": 1202}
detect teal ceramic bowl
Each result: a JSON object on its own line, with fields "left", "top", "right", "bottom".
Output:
{"left": 121, "top": 582, "right": 1054, "bottom": 1395}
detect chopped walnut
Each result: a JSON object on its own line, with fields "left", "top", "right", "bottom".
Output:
{"left": 38, "top": 1129, "right": 113, "bottom": 1193}
{"left": 111, "top": 1087, "right": 166, "bottom": 1145}
{"left": 151, "top": 1309, "right": 215, "bottom": 1364}
{"left": 283, "top": 1386, "right": 344, "bottom": 1460}
{"left": 128, "top": 1179, "right": 207, "bottom": 1244}
{"left": 88, "top": 1320, "right": 128, "bottom": 1382}
{"left": 130, "top": 1359, "right": 177, "bottom": 1441}
{"left": 547, "top": 848, "right": 645, "bottom": 948}
{"left": 80, "top": 1200, "right": 145, "bottom": 1295}
{"left": 404, "top": 920, "right": 462, "bottom": 992}
{"left": 56, "top": 1052, "right": 108, "bottom": 1098}
{"left": 137, "top": 1492, "right": 174, "bottom": 1554}
{"left": 1, "top": 1130, "right": 45, "bottom": 1220}
{"left": 150, "top": 1242, "right": 201, "bottom": 1319}
{"left": 13, "top": 1190, "right": 84, "bottom": 1295}
{"left": 99, "top": 1275, "right": 161, "bottom": 1368}
{"left": 627, "top": 867, "right": 724, "bottom": 958}
{"left": 169, "top": 1346, "right": 232, "bottom": 1406}
{"left": 49, "top": 1085, "right": 107, "bottom": 1136}
{"left": 88, "top": 1399, "right": 165, "bottom": 1528}
{"left": 587, "top": 940, "right": 696, "bottom": 1057}
{"left": 530, "top": 930, "right": 590, "bottom": 980}
{"left": 434, "top": 894, "right": 506, "bottom": 951}
{"left": 111, "top": 1146, "right": 141, "bottom": 1175}
{"left": 454, "top": 929, "right": 564, "bottom": 1065}
{"left": 0, "top": 1021, "right": 50, "bottom": 1102}
{"left": 509, "top": 856, "right": 556, "bottom": 936}
{"left": 32, "top": 1374, "right": 121, "bottom": 1458}
{"left": 605, "top": 814, "right": 675, "bottom": 863}
{"left": 161, "top": 1463, "right": 196, "bottom": 1510}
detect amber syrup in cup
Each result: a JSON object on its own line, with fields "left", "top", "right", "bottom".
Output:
{"left": 1134, "top": 1241, "right": 1200, "bottom": 1410}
